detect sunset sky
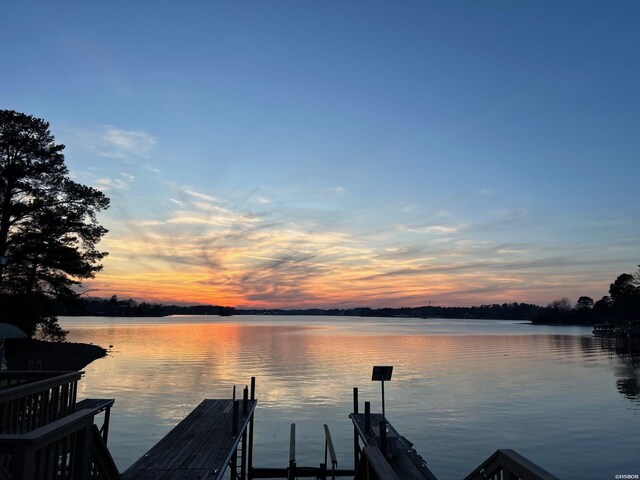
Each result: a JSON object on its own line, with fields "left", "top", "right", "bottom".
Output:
{"left": 1, "top": 1, "right": 638, "bottom": 308}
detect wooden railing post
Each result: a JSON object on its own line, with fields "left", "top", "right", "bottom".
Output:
{"left": 73, "top": 421, "right": 93, "bottom": 480}
{"left": 353, "top": 387, "right": 359, "bottom": 469}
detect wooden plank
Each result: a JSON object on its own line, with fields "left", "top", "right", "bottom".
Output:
{"left": 123, "top": 399, "right": 257, "bottom": 480}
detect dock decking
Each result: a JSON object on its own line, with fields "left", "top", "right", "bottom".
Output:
{"left": 123, "top": 398, "right": 257, "bottom": 480}
{"left": 593, "top": 322, "right": 640, "bottom": 337}
{"left": 351, "top": 412, "right": 438, "bottom": 480}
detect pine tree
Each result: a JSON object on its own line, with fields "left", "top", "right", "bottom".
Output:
{"left": 0, "top": 110, "right": 109, "bottom": 338}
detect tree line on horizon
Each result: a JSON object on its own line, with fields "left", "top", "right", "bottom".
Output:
{"left": 59, "top": 266, "right": 640, "bottom": 324}
{"left": 538, "top": 267, "right": 640, "bottom": 324}
{"left": 59, "top": 295, "right": 546, "bottom": 320}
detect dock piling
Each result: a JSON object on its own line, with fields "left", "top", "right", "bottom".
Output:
{"left": 319, "top": 462, "right": 327, "bottom": 480}
{"left": 379, "top": 421, "right": 387, "bottom": 459}
{"left": 248, "top": 377, "right": 256, "bottom": 478}
{"left": 353, "top": 387, "right": 359, "bottom": 469}
{"left": 250, "top": 377, "right": 256, "bottom": 400}
{"left": 232, "top": 400, "right": 239, "bottom": 436}
{"left": 364, "top": 402, "right": 371, "bottom": 438}
{"left": 288, "top": 423, "right": 296, "bottom": 480}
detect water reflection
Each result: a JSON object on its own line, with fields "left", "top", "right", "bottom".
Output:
{"left": 593, "top": 336, "right": 640, "bottom": 402}
{"left": 62, "top": 317, "right": 639, "bottom": 480}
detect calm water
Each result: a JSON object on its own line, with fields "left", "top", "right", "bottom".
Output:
{"left": 60, "top": 316, "right": 640, "bottom": 479}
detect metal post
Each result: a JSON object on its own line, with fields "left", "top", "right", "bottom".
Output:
{"left": 381, "top": 380, "right": 386, "bottom": 420}
{"left": 230, "top": 448, "right": 238, "bottom": 480}
{"left": 353, "top": 387, "right": 359, "bottom": 469}
{"left": 241, "top": 427, "right": 248, "bottom": 480}
{"left": 241, "top": 385, "right": 248, "bottom": 479}
{"left": 288, "top": 423, "right": 296, "bottom": 480}
{"left": 324, "top": 431, "right": 328, "bottom": 468}
{"left": 323, "top": 424, "right": 337, "bottom": 479}
{"left": 248, "top": 377, "right": 256, "bottom": 478}
{"left": 231, "top": 399, "right": 239, "bottom": 478}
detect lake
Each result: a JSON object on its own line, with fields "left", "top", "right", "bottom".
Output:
{"left": 60, "top": 315, "right": 640, "bottom": 479}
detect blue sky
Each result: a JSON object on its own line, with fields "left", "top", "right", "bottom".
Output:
{"left": 1, "top": 1, "right": 639, "bottom": 307}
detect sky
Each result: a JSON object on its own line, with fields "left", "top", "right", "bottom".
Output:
{"left": 1, "top": 1, "right": 639, "bottom": 308}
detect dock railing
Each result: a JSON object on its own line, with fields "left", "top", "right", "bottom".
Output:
{"left": 0, "top": 406, "right": 120, "bottom": 480}
{"left": 323, "top": 423, "right": 338, "bottom": 479}
{"left": 0, "top": 371, "right": 83, "bottom": 434}
{"left": 354, "top": 446, "right": 400, "bottom": 480}
{"left": 462, "top": 449, "right": 561, "bottom": 480}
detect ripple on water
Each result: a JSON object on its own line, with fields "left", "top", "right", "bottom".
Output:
{"left": 63, "top": 316, "right": 638, "bottom": 479}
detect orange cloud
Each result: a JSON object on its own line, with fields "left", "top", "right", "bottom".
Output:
{"left": 78, "top": 183, "right": 616, "bottom": 308}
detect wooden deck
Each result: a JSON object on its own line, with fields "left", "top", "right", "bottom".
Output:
{"left": 350, "top": 412, "right": 438, "bottom": 480}
{"left": 123, "top": 398, "right": 257, "bottom": 480}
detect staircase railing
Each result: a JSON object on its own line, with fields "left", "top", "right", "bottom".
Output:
{"left": 0, "top": 407, "right": 120, "bottom": 480}
{"left": 0, "top": 371, "right": 82, "bottom": 434}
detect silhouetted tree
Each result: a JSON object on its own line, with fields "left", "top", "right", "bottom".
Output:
{"left": 593, "top": 295, "right": 612, "bottom": 312}
{"left": 0, "top": 110, "right": 109, "bottom": 338}
{"left": 609, "top": 273, "right": 640, "bottom": 318}
{"left": 548, "top": 297, "right": 572, "bottom": 312}
{"left": 609, "top": 274, "right": 637, "bottom": 305}
{"left": 576, "top": 296, "right": 594, "bottom": 310}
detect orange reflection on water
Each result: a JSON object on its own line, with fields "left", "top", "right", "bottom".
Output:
{"left": 66, "top": 317, "right": 637, "bottom": 480}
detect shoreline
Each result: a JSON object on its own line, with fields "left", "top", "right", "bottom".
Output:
{"left": 4, "top": 339, "right": 107, "bottom": 371}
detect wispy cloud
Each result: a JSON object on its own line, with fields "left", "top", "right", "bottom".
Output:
{"left": 63, "top": 125, "right": 157, "bottom": 159}
{"left": 93, "top": 172, "right": 135, "bottom": 192}
{"left": 83, "top": 175, "right": 633, "bottom": 309}
{"left": 399, "top": 224, "right": 464, "bottom": 235}
{"left": 103, "top": 128, "right": 156, "bottom": 156}
{"left": 183, "top": 189, "right": 221, "bottom": 203}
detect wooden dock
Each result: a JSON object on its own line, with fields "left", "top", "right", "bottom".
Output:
{"left": 593, "top": 321, "right": 640, "bottom": 338}
{"left": 350, "top": 411, "right": 438, "bottom": 480}
{"left": 1, "top": 370, "right": 562, "bottom": 480}
{"left": 123, "top": 396, "right": 256, "bottom": 480}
